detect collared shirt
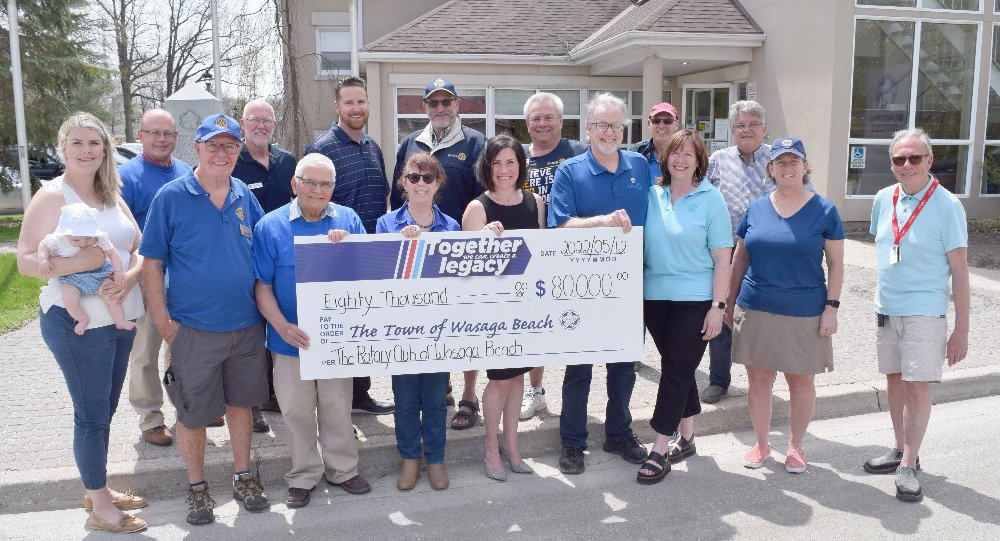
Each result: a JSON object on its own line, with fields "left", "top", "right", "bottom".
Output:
{"left": 429, "top": 122, "right": 455, "bottom": 147}
{"left": 644, "top": 180, "right": 733, "bottom": 301}
{"left": 706, "top": 143, "right": 772, "bottom": 237}
{"left": 140, "top": 152, "right": 172, "bottom": 168}
{"left": 547, "top": 148, "right": 650, "bottom": 228}
{"left": 253, "top": 200, "right": 365, "bottom": 356}
{"left": 232, "top": 144, "right": 296, "bottom": 213}
{"left": 375, "top": 200, "right": 460, "bottom": 234}
{"left": 871, "top": 174, "right": 968, "bottom": 316}
{"left": 119, "top": 154, "right": 193, "bottom": 230}
{"left": 304, "top": 123, "right": 388, "bottom": 233}
{"left": 140, "top": 172, "right": 264, "bottom": 332}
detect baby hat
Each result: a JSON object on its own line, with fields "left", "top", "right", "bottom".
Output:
{"left": 55, "top": 203, "right": 104, "bottom": 237}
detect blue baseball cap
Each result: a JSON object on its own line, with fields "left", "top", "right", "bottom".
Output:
{"left": 769, "top": 136, "right": 806, "bottom": 160}
{"left": 423, "top": 78, "right": 458, "bottom": 100}
{"left": 196, "top": 114, "right": 242, "bottom": 143}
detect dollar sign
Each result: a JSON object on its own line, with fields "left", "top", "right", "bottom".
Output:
{"left": 535, "top": 279, "right": 546, "bottom": 297}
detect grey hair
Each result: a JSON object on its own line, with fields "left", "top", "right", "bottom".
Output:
{"left": 294, "top": 152, "right": 336, "bottom": 180}
{"left": 889, "top": 127, "right": 933, "bottom": 157}
{"left": 728, "top": 100, "right": 766, "bottom": 126}
{"left": 523, "top": 92, "right": 564, "bottom": 118}
{"left": 586, "top": 92, "right": 628, "bottom": 124}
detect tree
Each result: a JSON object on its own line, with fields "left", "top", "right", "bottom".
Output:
{"left": 162, "top": 0, "right": 214, "bottom": 96}
{"left": 0, "top": 0, "right": 114, "bottom": 191}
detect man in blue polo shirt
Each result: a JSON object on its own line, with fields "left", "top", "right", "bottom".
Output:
{"left": 547, "top": 92, "right": 650, "bottom": 475}
{"left": 120, "top": 108, "right": 192, "bottom": 448}
{"left": 865, "top": 128, "right": 969, "bottom": 503}
{"left": 141, "top": 114, "right": 270, "bottom": 524}
{"left": 390, "top": 77, "right": 485, "bottom": 222}
{"left": 305, "top": 76, "right": 394, "bottom": 416}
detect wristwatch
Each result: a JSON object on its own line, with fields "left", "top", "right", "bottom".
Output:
{"left": 825, "top": 299, "right": 841, "bottom": 309}
{"left": 714, "top": 301, "right": 727, "bottom": 310}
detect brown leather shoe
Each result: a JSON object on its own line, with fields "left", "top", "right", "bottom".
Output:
{"left": 142, "top": 425, "right": 173, "bottom": 446}
{"left": 397, "top": 459, "right": 420, "bottom": 491}
{"left": 86, "top": 512, "right": 147, "bottom": 533}
{"left": 285, "top": 487, "right": 312, "bottom": 508}
{"left": 83, "top": 490, "right": 147, "bottom": 511}
{"left": 207, "top": 416, "right": 225, "bottom": 427}
{"left": 426, "top": 463, "right": 449, "bottom": 490}
{"left": 327, "top": 474, "right": 371, "bottom": 495}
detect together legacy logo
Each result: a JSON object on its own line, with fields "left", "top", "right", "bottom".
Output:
{"left": 395, "top": 236, "right": 532, "bottom": 278}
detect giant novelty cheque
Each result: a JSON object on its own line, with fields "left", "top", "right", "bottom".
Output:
{"left": 294, "top": 228, "right": 643, "bottom": 379}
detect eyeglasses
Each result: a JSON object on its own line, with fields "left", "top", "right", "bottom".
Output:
{"left": 201, "top": 141, "right": 241, "bottom": 154}
{"left": 649, "top": 118, "right": 675, "bottom": 125}
{"left": 891, "top": 154, "right": 928, "bottom": 166}
{"left": 245, "top": 117, "right": 275, "bottom": 126}
{"left": 296, "top": 176, "right": 334, "bottom": 190}
{"left": 733, "top": 121, "right": 764, "bottom": 131}
{"left": 405, "top": 173, "right": 437, "bottom": 184}
{"left": 424, "top": 98, "right": 456, "bottom": 108}
{"left": 590, "top": 122, "right": 626, "bottom": 133}
{"left": 529, "top": 114, "right": 559, "bottom": 124}
{"left": 139, "top": 129, "right": 178, "bottom": 139}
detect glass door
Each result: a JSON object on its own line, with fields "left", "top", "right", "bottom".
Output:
{"left": 683, "top": 84, "right": 734, "bottom": 153}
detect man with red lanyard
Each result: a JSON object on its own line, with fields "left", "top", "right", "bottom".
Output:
{"left": 865, "top": 128, "right": 969, "bottom": 503}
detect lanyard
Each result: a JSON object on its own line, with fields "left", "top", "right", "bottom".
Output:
{"left": 891, "top": 177, "right": 938, "bottom": 246}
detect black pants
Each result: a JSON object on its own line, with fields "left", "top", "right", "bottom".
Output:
{"left": 352, "top": 377, "right": 372, "bottom": 406}
{"left": 644, "top": 300, "right": 711, "bottom": 436}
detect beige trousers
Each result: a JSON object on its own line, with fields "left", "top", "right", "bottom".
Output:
{"left": 128, "top": 311, "right": 169, "bottom": 430}
{"left": 272, "top": 352, "right": 358, "bottom": 488}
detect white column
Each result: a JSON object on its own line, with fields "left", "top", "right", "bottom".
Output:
{"left": 641, "top": 56, "right": 663, "bottom": 140}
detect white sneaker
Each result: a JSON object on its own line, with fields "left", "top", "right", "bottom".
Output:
{"left": 519, "top": 387, "right": 546, "bottom": 420}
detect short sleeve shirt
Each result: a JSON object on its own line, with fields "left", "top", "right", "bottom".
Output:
{"left": 232, "top": 144, "right": 296, "bottom": 213}
{"left": 547, "top": 149, "right": 650, "bottom": 228}
{"left": 524, "top": 138, "right": 588, "bottom": 202}
{"left": 870, "top": 176, "right": 967, "bottom": 316}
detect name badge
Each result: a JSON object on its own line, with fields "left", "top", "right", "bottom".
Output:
{"left": 240, "top": 224, "right": 252, "bottom": 238}
{"left": 247, "top": 182, "right": 263, "bottom": 190}
{"left": 890, "top": 244, "right": 900, "bottom": 264}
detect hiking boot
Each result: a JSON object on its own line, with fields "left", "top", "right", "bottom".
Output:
{"left": 185, "top": 483, "right": 216, "bottom": 525}
{"left": 233, "top": 472, "right": 269, "bottom": 512}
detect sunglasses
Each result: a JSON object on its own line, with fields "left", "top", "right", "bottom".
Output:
{"left": 405, "top": 173, "right": 437, "bottom": 184}
{"left": 891, "top": 154, "right": 927, "bottom": 167}
{"left": 649, "top": 118, "right": 675, "bottom": 125}
{"left": 424, "top": 98, "right": 456, "bottom": 108}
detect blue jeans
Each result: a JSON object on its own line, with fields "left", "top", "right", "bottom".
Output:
{"left": 559, "top": 362, "right": 636, "bottom": 449}
{"left": 708, "top": 324, "right": 733, "bottom": 389}
{"left": 391, "top": 372, "right": 449, "bottom": 464}
{"left": 39, "top": 306, "right": 136, "bottom": 489}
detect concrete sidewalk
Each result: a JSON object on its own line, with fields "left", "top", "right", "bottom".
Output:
{"left": 1, "top": 239, "right": 998, "bottom": 513}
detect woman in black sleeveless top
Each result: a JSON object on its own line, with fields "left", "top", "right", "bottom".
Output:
{"left": 461, "top": 135, "right": 546, "bottom": 481}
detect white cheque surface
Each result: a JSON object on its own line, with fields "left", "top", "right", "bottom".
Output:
{"left": 294, "top": 227, "right": 643, "bottom": 379}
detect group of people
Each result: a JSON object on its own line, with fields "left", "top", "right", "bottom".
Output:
{"left": 14, "top": 73, "right": 969, "bottom": 533}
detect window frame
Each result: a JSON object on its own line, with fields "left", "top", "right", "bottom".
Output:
{"left": 855, "top": 0, "right": 982, "bottom": 12}
{"left": 315, "top": 27, "right": 353, "bottom": 77}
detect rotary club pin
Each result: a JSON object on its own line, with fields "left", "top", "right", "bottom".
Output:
{"left": 216, "top": 116, "right": 228, "bottom": 128}
{"left": 236, "top": 207, "right": 245, "bottom": 221}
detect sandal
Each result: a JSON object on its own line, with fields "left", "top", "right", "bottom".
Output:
{"left": 445, "top": 384, "right": 455, "bottom": 407}
{"left": 450, "top": 399, "right": 479, "bottom": 430}
{"left": 636, "top": 451, "right": 670, "bottom": 485}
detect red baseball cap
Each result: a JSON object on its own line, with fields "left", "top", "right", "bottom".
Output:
{"left": 649, "top": 102, "right": 678, "bottom": 119}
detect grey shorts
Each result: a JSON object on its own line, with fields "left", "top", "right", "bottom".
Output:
{"left": 876, "top": 315, "right": 948, "bottom": 382}
{"left": 166, "top": 322, "right": 268, "bottom": 428}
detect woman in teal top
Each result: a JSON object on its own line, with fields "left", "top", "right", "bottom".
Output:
{"left": 637, "top": 130, "right": 733, "bottom": 485}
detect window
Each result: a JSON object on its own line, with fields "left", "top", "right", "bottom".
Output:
{"left": 982, "top": 25, "right": 1000, "bottom": 194}
{"left": 317, "top": 28, "right": 351, "bottom": 75}
{"left": 847, "top": 18, "right": 980, "bottom": 196}
{"left": 494, "top": 89, "right": 582, "bottom": 144}
{"left": 857, "top": 0, "right": 981, "bottom": 9}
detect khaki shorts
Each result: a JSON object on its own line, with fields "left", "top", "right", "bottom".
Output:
{"left": 166, "top": 322, "right": 268, "bottom": 428}
{"left": 876, "top": 315, "right": 947, "bottom": 382}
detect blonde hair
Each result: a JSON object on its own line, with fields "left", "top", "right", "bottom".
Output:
{"left": 57, "top": 112, "right": 120, "bottom": 206}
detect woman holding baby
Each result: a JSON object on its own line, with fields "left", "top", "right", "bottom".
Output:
{"left": 17, "top": 112, "right": 147, "bottom": 533}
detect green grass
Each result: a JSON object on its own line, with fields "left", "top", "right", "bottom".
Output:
{"left": 0, "top": 253, "right": 44, "bottom": 334}
{"left": 0, "top": 221, "right": 20, "bottom": 243}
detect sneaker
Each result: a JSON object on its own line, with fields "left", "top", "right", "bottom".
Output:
{"left": 251, "top": 406, "right": 270, "bottom": 433}
{"left": 185, "top": 483, "right": 216, "bottom": 525}
{"left": 603, "top": 435, "right": 649, "bottom": 464}
{"left": 785, "top": 447, "right": 807, "bottom": 473}
{"left": 519, "top": 387, "right": 546, "bottom": 420}
{"left": 559, "top": 445, "right": 585, "bottom": 475}
{"left": 232, "top": 472, "right": 269, "bottom": 512}
{"left": 895, "top": 466, "right": 923, "bottom": 502}
{"left": 666, "top": 432, "right": 696, "bottom": 463}
{"left": 863, "top": 448, "right": 920, "bottom": 475}
{"left": 352, "top": 396, "right": 395, "bottom": 415}
{"left": 742, "top": 443, "right": 771, "bottom": 469}
{"left": 700, "top": 384, "right": 728, "bottom": 404}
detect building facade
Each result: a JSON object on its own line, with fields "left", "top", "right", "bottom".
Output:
{"left": 285, "top": 0, "right": 1000, "bottom": 221}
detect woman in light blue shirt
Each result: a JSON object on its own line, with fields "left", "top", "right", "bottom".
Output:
{"left": 637, "top": 130, "right": 732, "bottom": 484}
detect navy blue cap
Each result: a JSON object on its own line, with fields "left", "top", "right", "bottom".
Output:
{"left": 196, "top": 114, "right": 242, "bottom": 143}
{"left": 769, "top": 136, "right": 806, "bottom": 160}
{"left": 423, "top": 78, "right": 458, "bottom": 100}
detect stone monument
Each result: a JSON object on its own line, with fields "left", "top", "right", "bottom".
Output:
{"left": 164, "top": 84, "right": 223, "bottom": 166}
